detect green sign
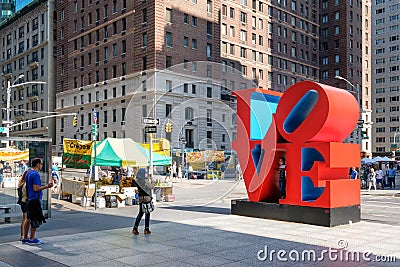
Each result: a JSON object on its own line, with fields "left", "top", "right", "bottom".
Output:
{"left": 0, "top": 127, "right": 6, "bottom": 133}
{"left": 92, "top": 124, "right": 98, "bottom": 135}
{"left": 391, "top": 144, "right": 397, "bottom": 151}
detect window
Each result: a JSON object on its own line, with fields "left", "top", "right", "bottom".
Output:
{"left": 192, "top": 16, "right": 197, "bottom": 26}
{"left": 322, "top": 14, "right": 328, "bottom": 23}
{"left": 166, "top": 56, "right": 172, "bottom": 68}
{"left": 166, "top": 104, "right": 172, "bottom": 118}
{"left": 207, "top": 87, "right": 212, "bottom": 98}
{"left": 240, "top": 30, "right": 247, "bottom": 41}
{"left": 166, "top": 8, "right": 172, "bottom": 23}
{"left": 166, "top": 32, "right": 173, "bottom": 47}
{"left": 184, "top": 13, "right": 189, "bottom": 24}
{"left": 185, "top": 107, "right": 194, "bottom": 120}
{"left": 192, "top": 39, "right": 197, "bottom": 49}
{"left": 207, "top": 44, "right": 212, "bottom": 58}
{"left": 240, "top": 12, "right": 247, "bottom": 23}
{"left": 166, "top": 80, "right": 172, "bottom": 92}
{"left": 142, "top": 33, "right": 147, "bottom": 47}
{"left": 142, "top": 8, "right": 147, "bottom": 24}
{"left": 207, "top": 0, "right": 212, "bottom": 13}
{"left": 192, "top": 84, "right": 197, "bottom": 94}
{"left": 207, "top": 22, "right": 212, "bottom": 35}
{"left": 230, "top": 7, "right": 234, "bottom": 18}
{"left": 184, "top": 36, "right": 189, "bottom": 47}
{"left": 230, "top": 26, "right": 235, "bottom": 37}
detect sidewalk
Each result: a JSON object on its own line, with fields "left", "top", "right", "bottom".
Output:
{"left": 1, "top": 180, "right": 399, "bottom": 266}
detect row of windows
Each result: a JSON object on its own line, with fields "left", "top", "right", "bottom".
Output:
{"left": 375, "top": 66, "right": 400, "bottom": 73}
{"left": 2, "top": 30, "right": 47, "bottom": 61}
{"left": 2, "top": 14, "right": 45, "bottom": 46}
{"left": 321, "top": 12, "right": 340, "bottom": 24}
{"left": 375, "top": 35, "right": 400, "bottom": 44}
{"left": 375, "top": 76, "right": 400, "bottom": 83}
{"left": 375, "top": 46, "right": 400, "bottom": 54}
{"left": 277, "top": 42, "right": 317, "bottom": 62}
{"left": 375, "top": 106, "right": 400, "bottom": 114}
{"left": 375, "top": 126, "right": 400, "bottom": 133}
{"left": 376, "top": 116, "right": 400, "bottom": 123}
{"left": 66, "top": 20, "right": 126, "bottom": 53}
{"left": 69, "top": 42, "right": 125, "bottom": 71}
{"left": 375, "top": 96, "right": 400, "bottom": 103}
{"left": 2, "top": 48, "right": 45, "bottom": 74}
{"left": 68, "top": 62, "right": 126, "bottom": 89}
{"left": 62, "top": 0, "right": 127, "bottom": 21}
{"left": 375, "top": 56, "right": 400, "bottom": 64}
{"left": 376, "top": 25, "right": 400, "bottom": 35}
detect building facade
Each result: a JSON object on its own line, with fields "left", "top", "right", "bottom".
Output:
{"left": 372, "top": 0, "right": 400, "bottom": 157}
{"left": 55, "top": 0, "right": 327, "bottom": 156}
{"left": 0, "top": 0, "right": 15, "bottom": 22}
{"left": 0, "top": 0, "right": 56, "bottom": 147}
{"left": 318, "top": 0, "right": 372, "bottom": 157}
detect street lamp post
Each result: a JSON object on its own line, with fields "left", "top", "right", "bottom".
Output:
{"left": 335, "top": 75, "right": 360, "bottom": 104}
{"left": 334, "top": 75, "right": 363, "bottom": 145}
{"left": 4, "top": 75, "right": 47, "bottom": 147}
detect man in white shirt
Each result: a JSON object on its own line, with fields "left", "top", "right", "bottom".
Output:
{"left": 375, "top": 168, "right": 384, "bottom": 189}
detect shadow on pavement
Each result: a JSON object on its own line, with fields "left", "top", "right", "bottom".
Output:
{"left": 160, "top": 205, "right": 231, "bottom": 215}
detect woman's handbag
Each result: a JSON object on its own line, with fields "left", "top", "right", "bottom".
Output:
{"left": 141, "top": 201, "right": 155, "bottom": 214}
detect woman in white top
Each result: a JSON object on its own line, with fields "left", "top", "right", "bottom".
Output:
{"left": 368, "top": 167, "right": 377, "bottom": 190}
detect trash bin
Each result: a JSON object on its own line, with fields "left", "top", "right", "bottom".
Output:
{"left": 154, "top": 187, "right": 162, "bottom": 202}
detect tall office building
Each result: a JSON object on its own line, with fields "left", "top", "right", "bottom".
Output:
{"left": 372, "top": 0, "right": 400, "bottom": 157}
{"left": 319, "top": 0, "right": 372, "bottom": 157}
{"left": 51, "top": 0, "right": 372, "bottom": 156}
{"left": 0, "top": 0, "right": 15, "bottom": 22}
{"left": 0, "top": 0, "right": 57, "bottom": 146}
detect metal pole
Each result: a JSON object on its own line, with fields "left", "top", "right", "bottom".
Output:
{"left": 6, "top": 80, "right": 11, "bottom": 148}
{"left": 149, "top": 133, "right": 153, "bottom": 176}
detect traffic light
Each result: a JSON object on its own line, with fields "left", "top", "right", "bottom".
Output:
{"left": 165, "top": 121, "right": 172, "bottom": 133}
{"left": 73, "top": 115, "right": 77, "bottom": 127}
{"left": 361, "top": 130, "right": 368, "bottom": 139}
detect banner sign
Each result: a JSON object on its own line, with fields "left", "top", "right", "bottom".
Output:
{"left": 0, "top": 148, "right": 29, "bottom": 161}
{"left": 62, "top": 139, "right": 93, "bottom": 169}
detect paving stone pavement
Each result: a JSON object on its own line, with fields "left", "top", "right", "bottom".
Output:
{"left": 1, "top": 179, "right": 399, "bottom": 266}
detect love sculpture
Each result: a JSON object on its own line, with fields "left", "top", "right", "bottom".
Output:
{"left": 231, "top": 81, "right": 361, "bottom": 226}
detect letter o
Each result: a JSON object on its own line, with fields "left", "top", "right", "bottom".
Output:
{"left": 275, "top": 81, "right": 359, "bottom": 143}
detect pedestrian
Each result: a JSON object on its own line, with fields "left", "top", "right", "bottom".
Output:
{"left": 126, "top": 167, "right": 133, "bottom": 178}
{"left": 17, "top": 170, "right": 30, "bottom": 241}
{"left": 4, "top": 162, "right": 12, "bottom": 178}
{"left": 172, "top": 161, "right": 177, "bottom": 182}
{"left": 0, "top": 163, "right": 4, "bottom": 188}
{"left": 350, "top": 167, "right": 358, "bottom": 179}
{"left": 368, "top": 167, "right": 377, "bottom": 191}
{"left": 235, "top": 162, "right": 243, "bottom": 181}
{"left": 177, "top": 164, "right": 183, "bottom": 182}
{"left": 111, "top": 168, "right": 124, "bottom": 190}
{"left": 387, "top": 164, "right": 396, "bottom": 189}
{"left": 23, "top": 158, "right": 53, "bottom": 245}
{"left": 132, "top": 168, "right": 154, "bottom": 235}
{"left": 220, "top": 162, "right": 226, "bottom": 179}
{"left": 20, "top": 160, "right": 27, "bottom": 176}
{"left": 278, "top": 157, "right": 286, "bottom": 199}
{"left": 375, "top": 167, "right": 384, "bottom": 189}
